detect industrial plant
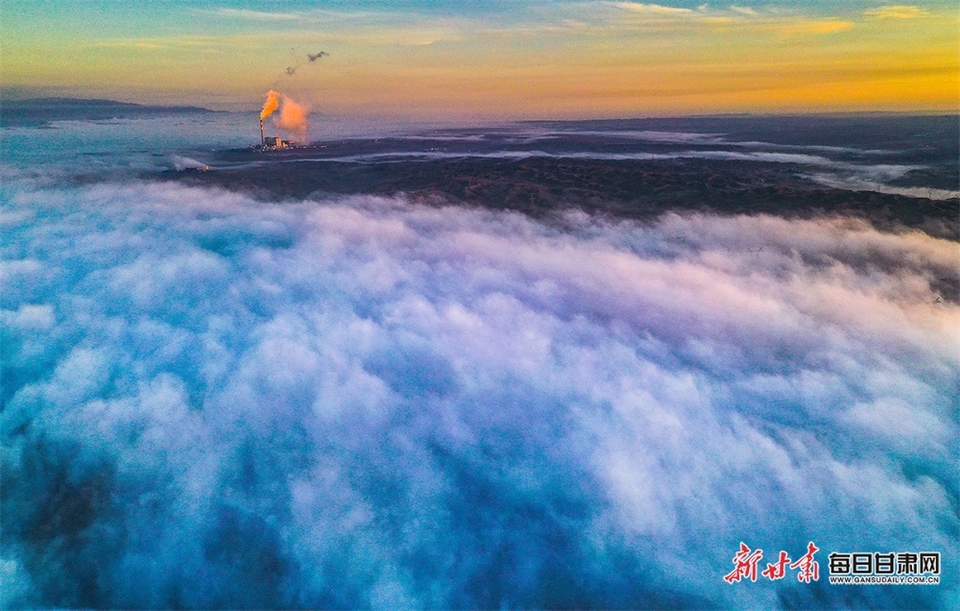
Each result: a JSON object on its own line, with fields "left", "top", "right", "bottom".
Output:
{"left": 258, "top": 117, "right": 295, "bottom": 149}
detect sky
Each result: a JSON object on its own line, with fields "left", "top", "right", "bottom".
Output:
{"left": 1, "top": 1, "right": 958, "bottom": 122}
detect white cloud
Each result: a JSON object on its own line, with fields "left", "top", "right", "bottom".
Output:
{"left": 590, "top": 1, "right": 855, "bottom": 36}
{"left": 729, "top": 5, "right": 759, "bottom": 17}
{"left": 199, "top": 8, "right": 302, "bottom": 21}
{"left": 608, "top": 2, "right": 696, "bottom": 15}
{"left": 864, "top": 5, "right": 930, "bottom": 20}
{"left": 1, "top": 177, "right": 955, "bottom": 609}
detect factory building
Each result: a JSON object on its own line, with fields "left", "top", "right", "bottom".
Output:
{"left": 258, "top": 118, "right": 294, "bottom": 149}
{"left": 262, "top": 136, "right": 291, "bottom": 148}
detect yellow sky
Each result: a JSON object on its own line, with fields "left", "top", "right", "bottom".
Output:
{"left": 2, "top": 2, "right": 957, "bottom": 118}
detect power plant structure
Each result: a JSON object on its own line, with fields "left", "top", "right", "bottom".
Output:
{"left": 258, "top": 117, "right": 293, "bottom": 149}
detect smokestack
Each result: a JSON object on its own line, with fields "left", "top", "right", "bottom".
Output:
{"left": 258, "top": 90, "right": 309, "bottom": 145}
{"left": 260, "top": 117, "right": 265, "bottom": 147}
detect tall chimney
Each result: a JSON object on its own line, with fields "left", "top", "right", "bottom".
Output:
{"left": 260, "top": 117, "right": 265, "bottom": 147}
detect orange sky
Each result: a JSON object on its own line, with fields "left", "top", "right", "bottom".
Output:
{"left": 2, "top": 2, "right": 957, "bottom": 118}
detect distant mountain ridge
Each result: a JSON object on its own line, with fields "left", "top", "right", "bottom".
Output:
{"left": 0, "top": 97, "right": 219, "bottom": 127}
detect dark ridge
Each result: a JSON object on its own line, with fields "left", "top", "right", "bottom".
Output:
{"left": 522, "top": 114, "right": 960, "bottom": 154}
{"left": 148, "top": 113, "right": 956, "bottom": 240}
{"left": 163, "top": 152, "right": 959, "bottom": 241}
{"left": 0, "top": 97, "right": 219, "bottom": 127}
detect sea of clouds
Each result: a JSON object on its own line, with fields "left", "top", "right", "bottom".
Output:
{"left": 1, "top": 170, "right": 957, "bottom": 609}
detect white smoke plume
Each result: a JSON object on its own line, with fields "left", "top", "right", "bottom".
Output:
{"left": 0, "top": 176, "right": 956, "bottom": 609}
{"left": 170, "top": 155, "right": 210, "bottom": 172}
{"left": 260, "top": 90, "right": 309, "bottom": 142}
